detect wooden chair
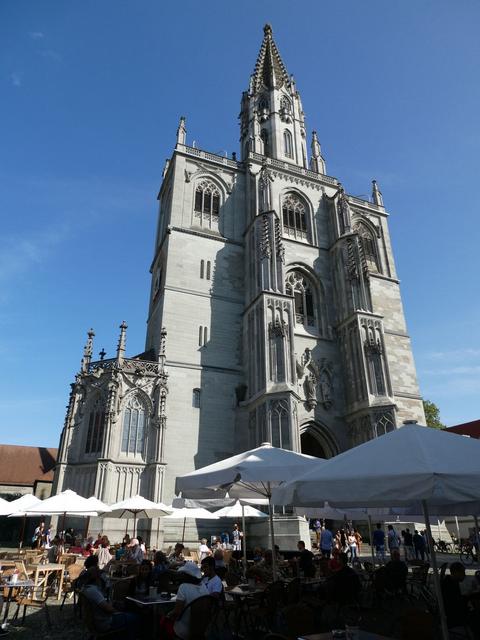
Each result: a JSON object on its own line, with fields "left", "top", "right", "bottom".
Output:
{"left": 177, "top": 594, "right": 215, "bottom": 640}
{"left": 78, "top": 594, "right": 126, "bottom": 639}
{"left": 12, "top": 580, "right": 56, "bottom": 627}
{"left": 60, "top": 561, "right": 84, "bottom": 611}
{"left": 14, "top": 560, "right": 32, "bottom": 580}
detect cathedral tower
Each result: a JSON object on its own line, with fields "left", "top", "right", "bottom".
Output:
{"left": 53, "top": 25, "right": 425, "bottom": 544}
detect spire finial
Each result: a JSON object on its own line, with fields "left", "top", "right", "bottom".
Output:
{"left": 264, "top": 23, "right": 273, "bottom": 36}
{"left": 309, "top": 130, "right": 326, "bottom": 174}
{"left": 99, "top": 348, "right": 106, "bottom": 361}
{"left": 81, "top": 328, "right": 95, "bottom": 373}
{"left": 372, "top": 179, "right": 384, "bottom": 206}
{"left": 176, "top": 116, "right": 186, "bottom": 146}
{"left": 116, "top": 321, "right": 128, "bottom": 364}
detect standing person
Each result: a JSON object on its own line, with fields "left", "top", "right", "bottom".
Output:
{"left": 312, "top": 519, "right": 321, "bottom": 545}
{"left": 413, "top": 530, "right": 426, "bottom": 561}
{"left": 347, "top": 531, "right": 358, "bottom": 562}
{"left": 32, "top": 521, "right": 45, "bottom": 549}
{"left": 320, "top": 525, "right": 333, "bottom": 559}
{"left": 403, "top": 528, "right": 414, "bottom": 561}
{"left": 198, "top": 538, "right": 211, "bottom": 562}
{"left": 296, "top": 541, "right": 315, "bottom": 578}
{"left": 387, "top": 525, "right": 400, "bottom": 557}
{"left": 232, "top": 523, "right": 243, "bottom": 551}
{"left": 372, "top": 523, "right": 386, "bottom": 564}
{"left": 353, "top": 528, "right": 363, "bottom": 556}
{"left": 340, "top": 529, "right": 347, "bottom": 553}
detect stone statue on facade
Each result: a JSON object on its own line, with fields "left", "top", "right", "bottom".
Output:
{"left": 258, "top": 159, "right": 274, "bottom": 212}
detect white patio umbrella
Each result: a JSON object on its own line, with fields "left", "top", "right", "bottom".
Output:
{"left": 164, "top": 506, "right": 219, "bottom": 543}
{"left": 108, "top": 495, "right": 173, "bottom": 537}
{"left": 176, "top": 442, "right": 321, "bottom": 579}
{"left": 0, "top": 494, "right": 42, "bottom": 548}
{"left": 272, "top": 425, "right": 480, "bottom": 640}
{"left": 17, "top": 489, "right": 99, "bottom": 536}
{"left": 214, "top": 500, "right": 268, "bottom": 569}
{"left": 81, "top": 496, "right": 112, "bottom": 539}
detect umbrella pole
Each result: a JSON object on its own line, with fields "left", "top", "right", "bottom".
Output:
{"left": 455, "top": 515, "right": 460, "bottom": 544}
{"left": 19, "top": 514, "right": 27, "bottom": 550}
{"left": 267, "top": 490, "right": 277, "bottom": 581}
{"left": 241, "top": 504, "right": 247, "bottom": 576}
{"left": 61, "top": 512, "right": 66, "bottom": 537}
{"left": 84, "top": 516, "right": 91, "bottom": 541}
{"left": 125, "top": 519, "right": 129, "bottom": 537}
{"left": 134, "top": 513, "right": 137, "bottom": 538}
{"left": 422, "top": 500, "right": 449, "bottom": 640}
{"left": 367, "top": 515, "right": 375, "bottom": 566}
{"left": 182, "top": 517, "right": 186, "bottom": 544}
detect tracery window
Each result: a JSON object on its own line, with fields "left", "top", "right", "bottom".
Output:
{"left": 194, "top": 180, "right": 220, "bottom": 230}
{"left": 121, "top": 395, "right": 146, "bottom": 456}
{"left": 356, "top": 222, "right": 380, "bottom": 272}
{"left": 280, "top": 96, "right": 292, "bottom": 113}
{"left": 285, "top": 271, "right": 315, "bottom": 329}
{"left": 282, "top": 193, "right": 309, "bottom": 241}
{"left": 284, "top": 130, "right": 293, "bottom": 158}
{"left": 85, "top": 397, "right": 105, "bottom": 454}
{"left": 374, "top": 412, "right": 395, "bottom": 437}
{"left": 270, "top": 400, "right": 290, "bottom": 449}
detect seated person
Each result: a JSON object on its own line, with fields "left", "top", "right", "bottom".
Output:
{"left": 323, "top": 552, "right": 362, "bottom": 606}
{"left": 47, "top": 536, "right": 64, "bottom": 563}
{"left": 247, "top": 549, "right": 274, "bottom": 583}
{"left": 296, "top": 540, "right": 316, "bottom": 578}
{"left": 274, "top": 545, "right": 284, "bottom": 562}
{"left": 384, "top": 548, "right": 408, "bottom": 592}
{"left": 168, "top": 542, "right": 185, "bottom": 567}
{"left": 95, "top": 542, "right": 113, "bottom": 570}
{"left": 201, "top": 556, "right": 223, "bottom": 598}
{"left": 81, "top": 566, "right": 138, "bottom": 638}
{"left": 252, "top": 547, "right": 263, "bottom": 563}
{"left": 126, "top": 538, "right": 144, "bottom": 564}
{"left": 198, "top": 538, "right": 212, "bottom": 562}
{"left": 132, "top": 559, "right": 152, "bottom": 596}
{"left": 164, "top": 563, "right": 209, "bottom": 640}
{"left": 115, "top": 542, "right": 127, "bottom": 561}
{"left": 442, "top": 562, "right": 480, "bottom": 634}
{"left": 213, "top": 548, "right": 225, "bottom": 569}
{"left": 151, "top": 551, "right": 169, "bottom": 583}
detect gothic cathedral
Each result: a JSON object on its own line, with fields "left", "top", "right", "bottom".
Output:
{"left": 54, "top": 25, "right": 425, "bottom": 541}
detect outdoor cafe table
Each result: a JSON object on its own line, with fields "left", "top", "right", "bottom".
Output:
{"left": 27, "top": 562, "right": 65, "bottom": 601}
{"left": 1, "top": 579, "right": 34, "bottom": 623}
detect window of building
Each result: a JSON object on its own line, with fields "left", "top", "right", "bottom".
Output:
{"left": 374, "top": 412, "right": 395, "bottom": 437}
{"left": 200, "top": 260, "right": 205, "bottom": 279}
{"left": 194, "top": 180, "right": 220, "bottom": 230}
{"left": 260, "top": 129, "right": 269, "bottom": 157}
{"left": 121, "top": 395, "right": 146, "bottom": 456}
{"left": 85, "top": 397, "right": 105, "bottom": 454}
{"left": 285, "top": 271, "right": 316, "bottom": 330}
{"left": 198, "top": 325, "right": 208, "bottom": 346}
{"left": 192, "top": 388, "right": 201, "bottom": 408}
{"left": 356, "top": 222, "right": 380, "bottom": 273}
{"left": 282, "top": 193, "right": 309, "bottom": 241}
{"left": 206, "top": 260, "right": 211, "bottom": 280}
{"left": 153, "top": 266, "right": 162, "bottom": 297}
{"left": 270, "top": 400, "right": 290, "bottom": 449}
{"left": 284, "top": 130, "right": 293, "bottom": 158}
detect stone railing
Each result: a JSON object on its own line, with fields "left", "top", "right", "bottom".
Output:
{"left": 249, "top": 152, "right": 338, "bottom": 185}
{"left": 182, "top": 145, "right": 240, "bottom": 169}
{"left": 347, "top": 195, "right": 383, "bottom": 211}
{"left": 88, "top": 358, "right": 162, "bottom": 376}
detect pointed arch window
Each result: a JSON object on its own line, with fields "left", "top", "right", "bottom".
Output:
{"left": 286, "top": 271, "right": 315, "bottom": 329}
{"left": 194, "top": 180, "right": 220, "bottom": 230}
{"left": 356, "top": 222, "right": 380, "bottom": 273}
{"left": 282, "top": 192, "right": 309, "bottom": 242}
{"left": 284, "top": 130, "right": 293, "bottom": 158}
{"left": 270, "top": 400, "right": 290, "bottom": 449}
{"left": 85, "top": 397, "right": 105, "bottom": 454}
{"left": 121, "top": 395, "right": 147, "bottom": 456}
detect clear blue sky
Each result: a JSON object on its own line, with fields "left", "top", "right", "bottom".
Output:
{"left": 1, "top": 0, "right": 479, "bottom": 447}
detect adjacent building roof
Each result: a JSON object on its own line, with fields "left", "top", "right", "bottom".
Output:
{"left": 446, "top": 420, "right": 480, "bottom": 439}
{"left": 0, "top": 445, "right": 57, "bottom": 486}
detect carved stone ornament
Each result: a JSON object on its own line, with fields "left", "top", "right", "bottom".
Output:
{"left": 259, "top": 214, "right": 271, "bottom": 259}
{"left": 296, "top": 348, "right": 334, "bottom": 411}
{"left": 258, "top": 159, "right": 274, "bottom": 213}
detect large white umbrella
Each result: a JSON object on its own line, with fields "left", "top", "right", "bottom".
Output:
{"left": 272, "top": 425, "right": 480, "bottom": 640}
{"left": 108, "top": 495, "right": 173, "bottom": 537}
{"left": 214, "top": 500, "right": 268, "bottom": 569}
{"left": 165, "top": 506, "right": 219, "bottom": 543}
{"left": 81, "top": 496, "right": 112, "bottom": 539}
{"left": 0, "top": 494, "right": 42, "bottom": 548}
{"left": 176, "top": 442, "right": 322, "bottom": 579}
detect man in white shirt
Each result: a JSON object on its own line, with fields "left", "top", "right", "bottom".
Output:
{"left": 198, "top": 538, "right": 212, "bottom": 562}
{"left": 126, "top": 538, "right": 144, "bottom": 564}
{"left": 201, "top": 557, "right": 223, "bottom": 598}
{"left": 169, "top": 563, "right": 209, "bottom": 640}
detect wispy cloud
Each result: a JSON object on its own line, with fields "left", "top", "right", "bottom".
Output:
{"left": 10, "top": 72, "right": 22, "bottom": 87}
{"left": 29, "top": 31, "right": 45, "bottom": 39}
{"left": 421, "top": 365, "right": 480, "bottom": 376}
{"left": 424, "top": 348, "right": 480, "bottom": 361}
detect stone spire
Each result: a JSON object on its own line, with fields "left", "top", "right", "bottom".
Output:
{"left": 372, "top": 179, "right": 384, "bottom": 206}
{"left": 176, "top": 116, "right": 186, "bottom": 146}
{"left": 116, "top": 321, "right": 128, "bottom": 364}
{"left": 81, "top": 328, "right": 95, "bottom": 373}
{"left": 309, "top": 130, "right": 326, "bottom": 174}
{"left": 251, "top": 24, "right": 290, "bottom": 93}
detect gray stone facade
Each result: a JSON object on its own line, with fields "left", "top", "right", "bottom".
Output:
{"left": 53, "top": 25, "right": 425, "bottom": 544}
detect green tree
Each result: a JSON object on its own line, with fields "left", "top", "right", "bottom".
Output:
{"left": 423, "top": 399, "right": 445, "bottom": 429}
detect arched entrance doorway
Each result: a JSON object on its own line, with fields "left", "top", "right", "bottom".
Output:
{"left": 300, "top": 422, "right": 338, "bottom": 459}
